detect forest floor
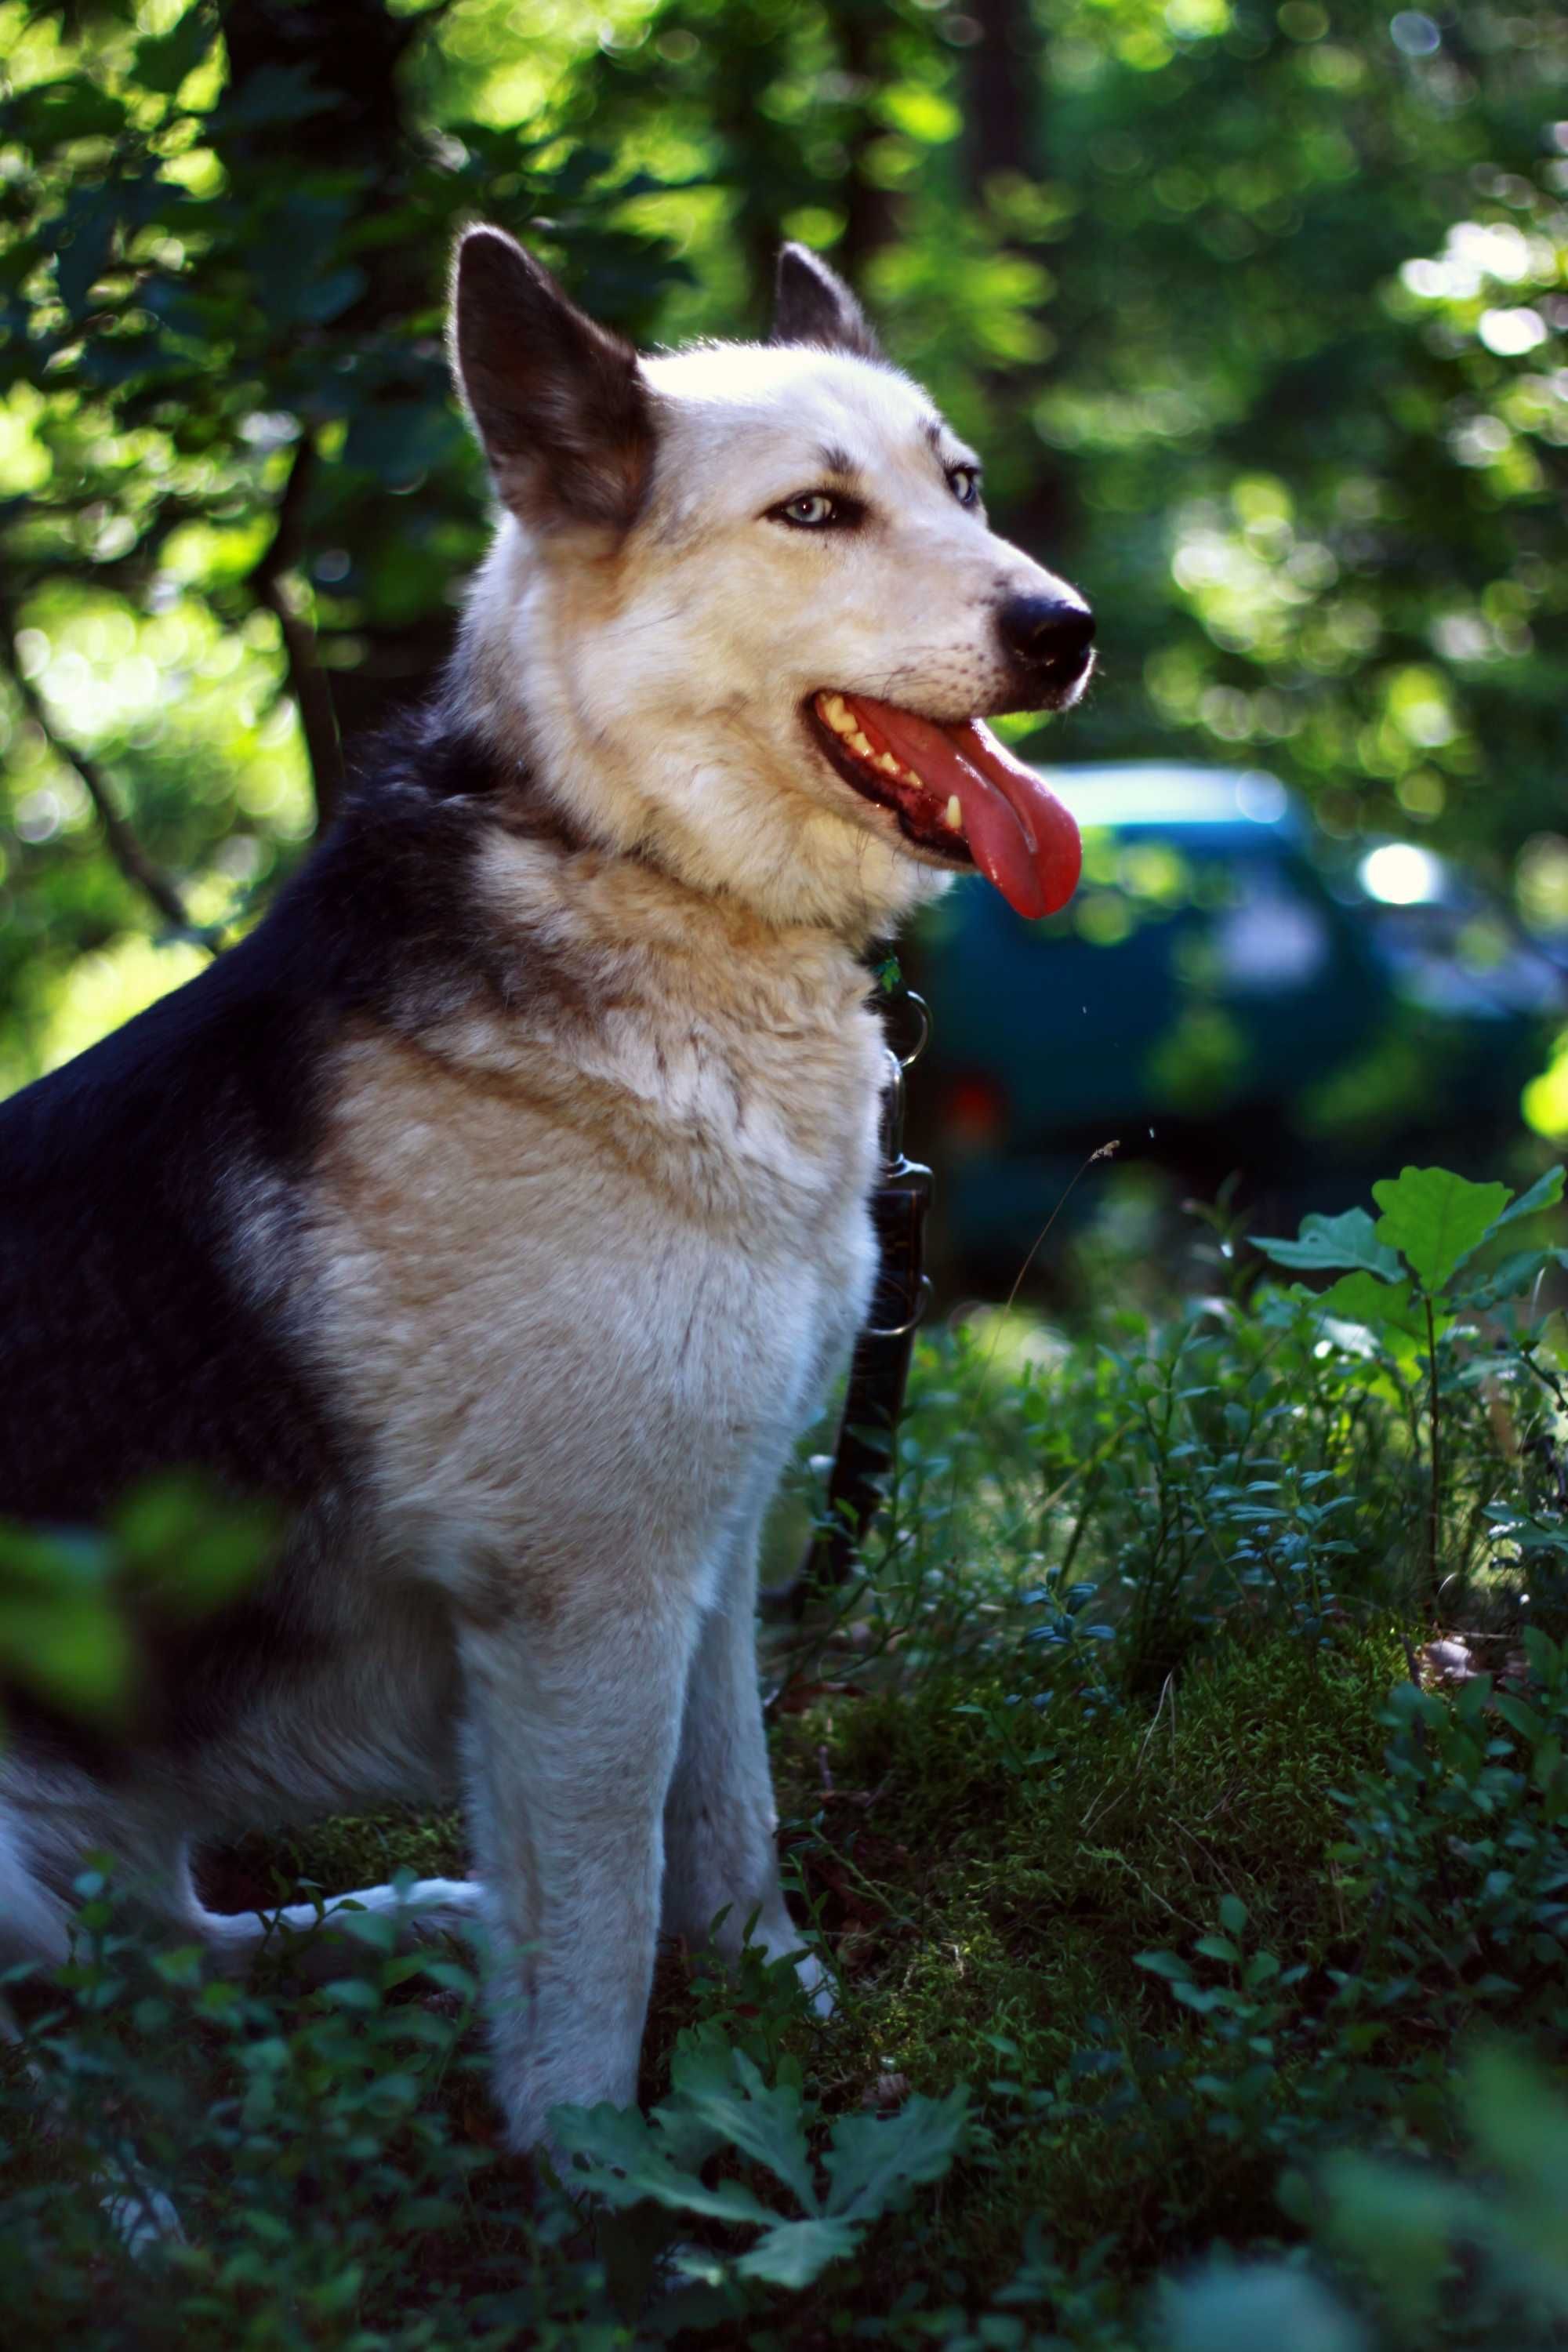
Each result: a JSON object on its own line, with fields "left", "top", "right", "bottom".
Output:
{"left": 5, "top": 1181, "right": 1568, "bottom": 2350}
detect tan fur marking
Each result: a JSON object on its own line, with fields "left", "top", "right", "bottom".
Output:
{"left": 307, "top": 836, "right": 882, "bottom": 1633}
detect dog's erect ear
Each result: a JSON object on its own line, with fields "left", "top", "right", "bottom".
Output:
{"left": 452, "top": 226, "right": 652, "bottom": 531}
{"left": 769, "top": 243, "right": 884, "bottom": 363}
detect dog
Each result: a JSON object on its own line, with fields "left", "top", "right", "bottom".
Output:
{"left": 0, "top": 229, "right": 1093, "bottom": 2158}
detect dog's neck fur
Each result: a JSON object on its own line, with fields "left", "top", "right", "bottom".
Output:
{"left": 452, "top": 506, "right": 939, "bottom": 952}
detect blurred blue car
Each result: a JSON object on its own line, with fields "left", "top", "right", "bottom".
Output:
{"left": 908, "top": 765, "right": 1564, "bottom": 1287}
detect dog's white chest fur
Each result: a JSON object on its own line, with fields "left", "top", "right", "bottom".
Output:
{"left": 307, "top": 842, "right": 885, "bottom": 1623}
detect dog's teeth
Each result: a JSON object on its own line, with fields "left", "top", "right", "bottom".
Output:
{"left": 873, "top": 752, "right": 902, "bottom": 777}
{"left": 945, "top": 795, "right": 963, "bottom": 830}
{"left": 899, "top": 764, "right": 921, "bottom": 787}
{"left": 822, "top": 692, "right": 852, "bottom": 731}
{"left": 848, "top": 730, "right": 874, "bottom": 757}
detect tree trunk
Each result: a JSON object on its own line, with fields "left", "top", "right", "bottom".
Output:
{"left": 960, "top": 0, "right": 1073, "bottom": 557}
{"left": 214, "top": 1, "right": 451, "bottom": 819}
{"left": 837, "top": 0, "right": 902, "bottom": 291}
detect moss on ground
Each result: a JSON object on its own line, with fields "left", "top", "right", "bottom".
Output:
{"left": 753, "top": 1628, "right": 1408, "bottom": 2300}
{"left": 199, "top": 1806, "right": 467, "bottom": 1915}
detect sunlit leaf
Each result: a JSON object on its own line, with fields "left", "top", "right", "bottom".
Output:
{"left": 1371, "top": 1167, "right": 1512, "bottom": 1294}
{"left": 1312, "top": 1271, "right": 1427, "bottom": 1340}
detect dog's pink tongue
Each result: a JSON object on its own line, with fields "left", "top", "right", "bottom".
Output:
{"left": 848, "top": 695, "right": 1082, "bottom": 920}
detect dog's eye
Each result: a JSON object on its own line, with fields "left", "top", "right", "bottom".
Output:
{"left": 948, "top": 466, "right": 982, "bottom": 509}
{"left": 772, "top": 492, "right": 844, "bottom": 529}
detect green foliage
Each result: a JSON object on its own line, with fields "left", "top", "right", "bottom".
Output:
{"left": 1370, "top": 1168, "right": 1515, "bottom": 1297}
{"left": 555, "top": 2024, "right": 967, "bottom": 2307}
{"left": 1254, "top": 1164, "right": 1568, "bottom": 1602}
{"left": 0, "top": 1473, "right": 274, "bottom": 1730}
{"left": 0, "top": 0, "right": 691, "bottom": 1078}
{"left": 1330, "top": 1627, "right": 1568, "bottom": 2033}
{"left": 1318, "top": 2044, "right": 1568, "bottom": 2346}
{"left": 1153, "top": 2046, "right": 1568, "bottom": 2351}
{"left": 1255, "top": 1164, "right": 1566, "bottom": 1308}
{"left": 1, "top": 1874, "right": 617, "bottom": 2349}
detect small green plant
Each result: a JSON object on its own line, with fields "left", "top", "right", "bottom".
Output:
{"left": 1254, "top": 1165, "right": 1566, "bottom": 1607}
{"left": 554, "top": 2021, "right": 967, "bottom": 2320}
{"left": 1328, "top": 1626, "right": 1568, "bottom": 2037}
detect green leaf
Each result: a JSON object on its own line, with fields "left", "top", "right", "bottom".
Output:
{"left": 1450, "top": 1249, "right": 1568, "bottom": 1313}
{"left": 1484, "top": 1506, "right": 1568, "bottom": 1557}
{"left": 1370, "top": 1167, "right": 1512, "bottom": 1294}
{"left": 1464, "top": 2043, "right": 1568, "bottom": 2194}
{"left": 1135, "top": 1949, "right": 1191, "bottom": 1981}
{"left": 1312, "top": 1272, "right": 1427, "bottom": 1340}
{"left": 113, "top": 1475, "right": 276, "bottom": 1618}
{"left": 675, "top": 2045, "right": 820, "bottom": 2213}
{"left": 132, "top": 6, "right": 217, "bottom": 97}
{"left": 5, "top": 79, "right": 128, "bottom": 152}
{"left": 321, "top": 1976, "right": 381, "bottom": 2013}
{"left": 327, "top": 1905, "right": 398, "bottom": 1953}
{"left": 1157, "top": 2259, "right": 1368, "bottom": 2351}
{"left": 0, "top": 1589, "right": 135, "bottom": 1720}
{"left": 1217, "top": 1893, "right": 1249, "bottom": 1936}
{"left": 822, "top": 2089, "right": 968, "bottom": 2221}
{"left": 1250, "top": 1208, "right": 1402, "bottom": 1279}
{"left": 735, "top": 2215, "right": 861, "bottom": 2288}
{"left": 1171, "top": 1983, "right": 1231, "bottom": 2013}
{"left": 1488, "top": 1165, "right": 1566, "bottom": 1234}
{"left": 550, "top": 2099, "right": 779, "bottom": 2225}
{"left": 418, "top": 1958, "right": 477, "bottom": 1998}
{"left": 1493, "top": 1693, "right": 1545, "bottom": 1744}
{"left": 1523, "top": 1625, "right": 1563, "bottom": 1680}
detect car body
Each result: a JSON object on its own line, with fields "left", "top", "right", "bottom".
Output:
{"left": 908, "top": 764, "right": 1564, "bottom": 1288}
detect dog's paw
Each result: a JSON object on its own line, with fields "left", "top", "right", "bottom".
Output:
{"left": 793, "top": 1944, "right": 837, "bottom": 2020}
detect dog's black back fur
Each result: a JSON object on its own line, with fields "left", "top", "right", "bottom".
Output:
{"left": 0, "top": 706, "right": 534, "bottom": 1531}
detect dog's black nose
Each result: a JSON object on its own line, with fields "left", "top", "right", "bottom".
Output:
{"left": 998, "top": 595, "right": 1095, "bottom": 679}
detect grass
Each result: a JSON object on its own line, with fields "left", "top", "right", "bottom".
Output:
{"left": 4, "top": 1167, "right": 1568, "bottom": 2348}
{"left": 771, "top": 1630, "right": 1403, "bottom": 2269}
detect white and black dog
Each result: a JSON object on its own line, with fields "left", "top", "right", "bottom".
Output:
{"left": 0, "top": 230, "right": 1092, "bottom": 2158}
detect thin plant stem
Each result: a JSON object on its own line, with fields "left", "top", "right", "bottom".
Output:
{"left": 1425, "top": 1290, "right": 1443, "bottom": 1614}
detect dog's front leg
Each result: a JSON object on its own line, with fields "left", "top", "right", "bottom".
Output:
{"left": 661, "top": 1507, "right": 833, "bottom": 2014}
{"left": 457, "top": 1587, "right": 702, "bottom": 2156}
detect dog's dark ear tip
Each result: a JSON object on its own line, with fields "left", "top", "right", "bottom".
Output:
{"left": 775, "top": 242, "right": 833, "bottom": 296}
{"left": 769, "top": 242, "right": 884, "bottom": 363}
{"left": 454, "top": 223, "right": 530, "bottom": 291}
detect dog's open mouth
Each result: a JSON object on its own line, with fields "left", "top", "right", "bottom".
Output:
{"left": 808, "top": 690, "right": 1082, "bottom": 920}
